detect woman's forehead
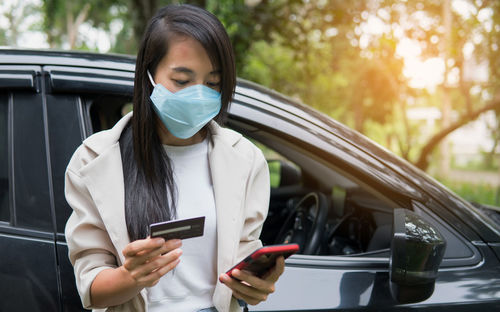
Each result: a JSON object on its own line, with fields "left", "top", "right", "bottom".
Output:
{"left": 159, "top": 35, "right": 219, "bottom": 74}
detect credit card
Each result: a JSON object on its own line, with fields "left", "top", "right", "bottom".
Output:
{"left": 150, "top": 216, "right": 205, "bottom": 240}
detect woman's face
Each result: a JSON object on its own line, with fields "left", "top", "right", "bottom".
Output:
{"left": 153, "top": 35, "right": 221, "bottom": 93}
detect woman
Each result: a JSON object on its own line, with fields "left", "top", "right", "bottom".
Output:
{"left": 64, "top": 4, "right": 283, "bottom": 312}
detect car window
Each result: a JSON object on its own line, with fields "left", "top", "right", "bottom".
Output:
{"left": 252, "top": 140, "right": 301, "bottom": 188}
{"left": 412, "top": 200, "right": 479, "bottom": 264}
{"left": 0, "top": 93, "right": 9, "bottom": 222}
{"left": 12, "top": 92, "right": 53, "bottom": 230}
{"left": 48, "top": 94, "right": 131, "bottom": 235}
{"left": 86, "top": 95, "right": 133, "bottom": 134}
{"left": 46, "top": 94, "right": 85, "bottom": 234}
{"left": 248, "top": 136, "right": 394, "bottom": 256}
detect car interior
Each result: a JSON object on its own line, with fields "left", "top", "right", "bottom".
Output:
{"left": 241, "top": 130, "right": 394, "bottom": 257}
{"left": 87, "top": 95, "right": 395, "bottom": 258}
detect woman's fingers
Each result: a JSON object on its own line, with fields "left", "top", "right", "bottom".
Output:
{"left": 231, "top": 288, "right": 263, "bottom": 306}
{"left": 232, "top": 269, "right": 275, "bottom": 293}
{"left": 122, "top": 237, "right": 165, "bottom": 257}
{"left": 127, "top": 248, "right": 183, "bottom": 287}
{"left": 124, "top": 239, "right": 182, "bottom": 270}
{"left": 219, "top": 273, "right": 270, "bottom": 304}
{"left": 220, "top": 256, "right": 286, "bottom": 305}
{"left": 144, "top": 256, "right": 181, "bottom": 285}
{"left": 121, "top": 238, "right": 183, "bottom": 288}
{"left": 264, "top": 256, "right": 285, "bottom": 282}
{"left": 137, "top": 248, "right": 182, "bottom": 277}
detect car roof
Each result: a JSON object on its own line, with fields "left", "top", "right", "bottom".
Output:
{"left": 0, "top": 48, "right": 136, "bottom": 71}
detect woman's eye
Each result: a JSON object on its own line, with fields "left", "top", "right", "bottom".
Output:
{"left": 207, "top": 81, "right": 220, "bottom": 88}
{"left": 174, "top": 80, "right": 189, "bottom": 86}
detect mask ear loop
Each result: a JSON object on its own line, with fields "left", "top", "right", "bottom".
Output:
{"left": 146, "top": 70, "right": 157, "bottom": 87}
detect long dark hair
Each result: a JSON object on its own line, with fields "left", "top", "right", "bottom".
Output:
{"left": 120, "top": 4, "right": 236, "bottom": 241}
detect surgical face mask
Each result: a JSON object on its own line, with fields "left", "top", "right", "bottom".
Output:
{"left": 147, "top": 70, "right": 222, "bottom": 139}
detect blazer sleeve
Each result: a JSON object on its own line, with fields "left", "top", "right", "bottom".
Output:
{"left": 64, "top": 163, "right": 119, "bottom": 309}
{"left": 237, "top": 147, "right": 270, "bottom": 261}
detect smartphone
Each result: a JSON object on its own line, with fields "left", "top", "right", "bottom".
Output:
{"left": 226, "top": 244, "right": 299, "bottom": 278}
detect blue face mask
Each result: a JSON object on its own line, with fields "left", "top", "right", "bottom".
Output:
{"left": 147, "top": 70, "right": 222, "bottom": 139}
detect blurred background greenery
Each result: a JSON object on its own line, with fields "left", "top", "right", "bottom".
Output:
{"left": 1, "top": 0, "right": 499, "bottom": 206}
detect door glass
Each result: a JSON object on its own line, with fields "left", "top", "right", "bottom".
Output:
{"left": 0, "top": 94, "right": 9, "bottom": 222}
{"left": 46, "top": 94, "right": 84, "bottom": 233}
{"left": 251, "top": 140, "right": 301, "bottom": 188}
{"left": 13, "top": 92, "right": 52, "bottom": 230}
{"left": 245, "top": 134, "right": 395, "bottom": 256}
{"left": 87, "top": 94, "right": 133, "bottom": 133}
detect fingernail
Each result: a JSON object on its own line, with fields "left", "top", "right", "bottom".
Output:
{"left": 175, "top": 249, "right": 183, "bottom": 256}
{"left": 173, "top": 239, "right": 182, "bottom": 247}
{"left": 232, "top": 269, "right": 239, "bottom": 276}
{"left": 156, "top": 238, "right": 165, "bottom": 246}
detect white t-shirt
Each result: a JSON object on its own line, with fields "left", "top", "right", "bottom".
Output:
{"left": 147, "top": 138, "right": 217, "bottom": 312}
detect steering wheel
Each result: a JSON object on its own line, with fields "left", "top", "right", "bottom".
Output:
{"left": 275, "top": 192, "right": 329, "bottom": 255}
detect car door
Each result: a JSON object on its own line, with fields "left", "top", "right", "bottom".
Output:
{"left": 227, "top": 86, "right": 500, "bottom": 311}
{"left": 50, "top": 66, "right": 500, "bottom": 311}
{"left": 0, "top": 65, "right": 60, "bottom": 311}
{"left": 44, "top": 64, "right": 134, "bottom": 311}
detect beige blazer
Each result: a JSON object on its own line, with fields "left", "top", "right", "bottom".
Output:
{"left": 64, "top": 113, "right": 270, "bottom": 312}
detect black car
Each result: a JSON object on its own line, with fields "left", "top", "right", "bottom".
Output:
{"left": 0, "top": 49, "right": 499, "bottom": 311}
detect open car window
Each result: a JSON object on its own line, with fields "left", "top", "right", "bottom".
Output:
{"left": 244, "top": 129, "right": 480, "bottom": 265}
{"left": 246, "top": 136, "right": 395, "bottom": 257}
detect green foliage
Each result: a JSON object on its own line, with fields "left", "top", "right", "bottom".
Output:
{"left": 0, "top": 30, "right": 6, "bottom": 46}
{"left": 439, "top": 179, "right": 500, "bottom": 207}
{"left": 4, "top": 0, "right": 500, "bottom": 176}
{"left": 451, "top": 152, "right": 499, "bottom": 171}
{"left": 41, "top": 0, "right": 123, "bottom": 49}
{"left": 268, "top": 161, "right": 281, "bottom": 189}
{"left": 240, "top": 40, "right": 299, "bottom": 96}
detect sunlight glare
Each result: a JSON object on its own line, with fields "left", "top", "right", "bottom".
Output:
{"left": 452, "top": 0, "right": 476, "bottom": 19}
{"left": 397, "top": 38, "right": 444, "bottom": 90}
{"left": 405, "top": 57, "right": 444, "bottom": 90}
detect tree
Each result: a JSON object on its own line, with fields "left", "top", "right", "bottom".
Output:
{"left": 41, "top": 0, "right": 119, "bottom": 49}
{"left": 32, "top": 0, "right": 500, "bottom": 174}
{"left": 0, "top": 1, "right": 38, "bottom": 47}
{"left": 386, "top": 0, "right": 500, "bottom": 170}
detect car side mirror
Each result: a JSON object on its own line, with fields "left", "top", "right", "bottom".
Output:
{"left": 268, "top": 159, "right": 301, "bottom": 188}
{"left": 390, "top": 208, "right": 446, "bottom": 304}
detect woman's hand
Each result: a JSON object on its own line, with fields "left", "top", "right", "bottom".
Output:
{"left": 121, "top": 237, "right": 182, "bottom": 288}
{"left": 90, "top": 237, "right": 182, "bottom": 308}
{"left": 219, "top": 256, "right": 285, "bottom": 306}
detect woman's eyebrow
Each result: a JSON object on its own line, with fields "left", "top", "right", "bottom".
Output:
{"left": 172, "top": 66, "right": 194, "bottom": 74}
{"left": 171, "top": 67, "right": 221, "bottom": 76}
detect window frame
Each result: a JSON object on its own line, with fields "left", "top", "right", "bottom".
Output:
{"left": 227, "top": 97, "right": 483, "bottom": 270}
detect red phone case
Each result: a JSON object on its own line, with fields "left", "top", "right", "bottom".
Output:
{"left": 226, "top": 244, "right": 299, "bottom": 278}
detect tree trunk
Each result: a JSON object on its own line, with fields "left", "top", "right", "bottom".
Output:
{"left": 67, "top": 3, "right": 91, "bottom": 49}
{"left": 414, "top": 96, "right": 500, "bottom": 170}
{"left": 438, "top": 0, "right": 452, "bottom": 177}
{"left": 185, "top": 0, "right": 206, "bottom": 7}
{"left": 130, "top": 0, "right": 158, "bottom": 46}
